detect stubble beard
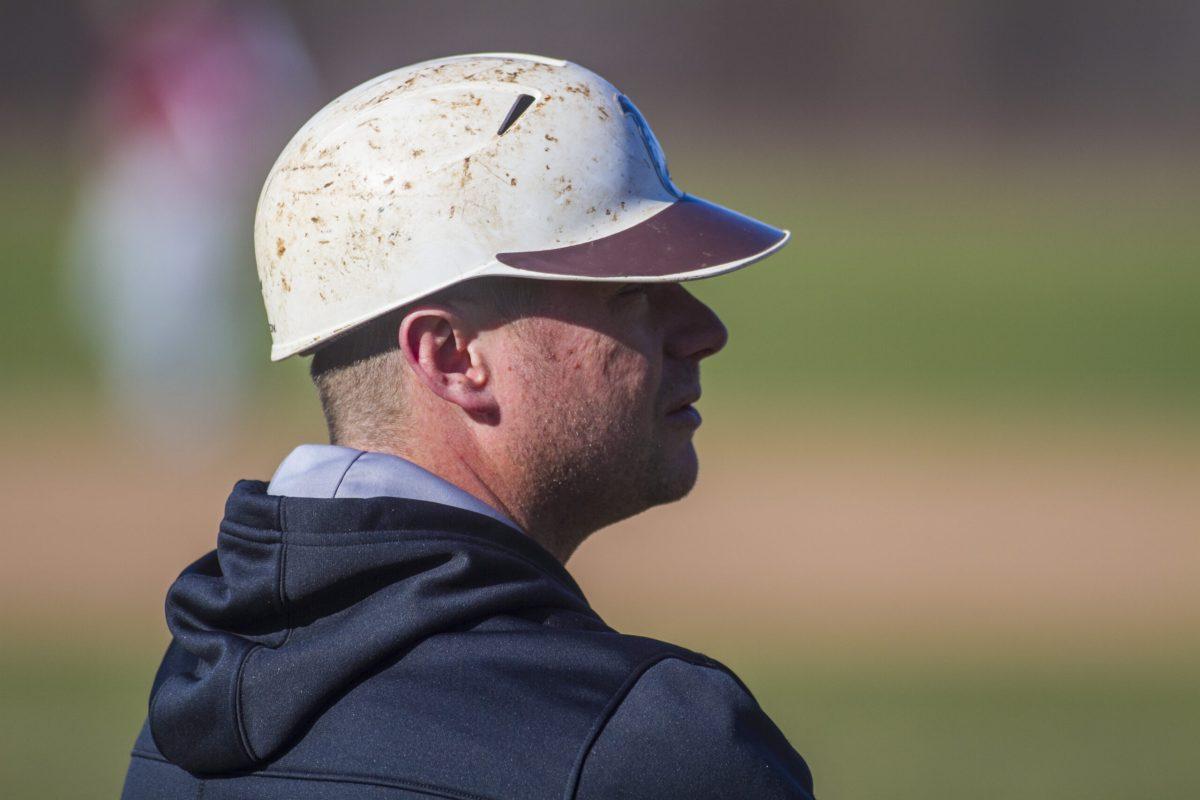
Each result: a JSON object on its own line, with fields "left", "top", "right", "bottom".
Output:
{"left": 508, "top": 395, "right": 697, "bottom": 557}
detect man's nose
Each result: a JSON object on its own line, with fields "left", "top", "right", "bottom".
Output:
{"left": 661, "top": 284, "right": 729, "bottom": 361}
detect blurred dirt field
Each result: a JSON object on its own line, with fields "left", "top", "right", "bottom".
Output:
{"left": 4, "top": 413, "right": 1197, "bottom": 649}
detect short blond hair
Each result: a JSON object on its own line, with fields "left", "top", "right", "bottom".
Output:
{"left": 309, "top": 277, "right": 539, "bottom": 446}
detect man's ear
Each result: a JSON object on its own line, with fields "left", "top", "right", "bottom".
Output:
{"left": 399, "top": 307, "right": 497, "bottom": 420}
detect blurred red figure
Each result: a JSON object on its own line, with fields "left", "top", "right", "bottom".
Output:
{"left": 67, "top": 2, "right": 316, "bottom": 448}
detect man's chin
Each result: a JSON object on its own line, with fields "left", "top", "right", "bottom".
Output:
{"left": 649, "top": 445, "right": 700, "bottom": 506}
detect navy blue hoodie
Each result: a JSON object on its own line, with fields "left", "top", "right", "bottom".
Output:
{"left": 122, "top": 480, "right": 814, "bottom": 799}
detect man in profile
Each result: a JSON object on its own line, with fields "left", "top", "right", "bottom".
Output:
{"left": 123, "top": 53, "right": 814, "bottom": 799}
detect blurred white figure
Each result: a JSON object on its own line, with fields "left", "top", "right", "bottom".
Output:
{"left": 68, "top": 2, "right": 316, "bottom": 450}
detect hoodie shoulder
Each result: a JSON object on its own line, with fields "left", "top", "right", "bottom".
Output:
{"left": 573, "top": 658, "right": 815, "bottom": 800}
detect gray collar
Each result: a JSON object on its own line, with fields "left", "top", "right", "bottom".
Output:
{"left": 267, "top": 444, "right": 520, "bottom": 532}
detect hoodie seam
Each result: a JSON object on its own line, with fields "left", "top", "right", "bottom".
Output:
{"left": 277, "top": 498, "right": 294, "bottom": 646}
{"left": 233, "top": 645, "right": 263, "bottom": 764}
{"left": 331, "top": 450, "right": 367, "bottom": 498}
{"left": 562, "top": 652, "right": 697, "bottom": 800}
{"left": 129, "top": 751, "right": 502, "bottom": 800}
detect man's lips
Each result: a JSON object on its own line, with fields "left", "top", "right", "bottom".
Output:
{"left": 666, "top": 390, "right": 701, "bottom": 414}
{"left": 666, "top": 405, "right": 702, "bottom": 427}
{"left": 665, "top": 391, "right": 703, "bottom": 425}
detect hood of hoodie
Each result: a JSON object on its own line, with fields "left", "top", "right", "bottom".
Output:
{"left": 149, "top": 480, "right": 600, "bottom": 775}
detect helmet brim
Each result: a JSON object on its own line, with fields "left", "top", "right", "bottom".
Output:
{"left": 493, "top": 194, "right": 788, "bottom": 282}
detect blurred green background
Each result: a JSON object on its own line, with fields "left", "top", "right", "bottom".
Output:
{"left": 1, "top": 2, "right": 1197, "bottom": 798}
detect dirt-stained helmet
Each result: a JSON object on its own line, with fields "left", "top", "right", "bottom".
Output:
{"left": 255, "top": 52, "right": 788, "bottom": 360}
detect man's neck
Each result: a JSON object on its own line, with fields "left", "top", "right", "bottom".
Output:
{"left": 350, "top": 433, "right": 584, "bottom": 564}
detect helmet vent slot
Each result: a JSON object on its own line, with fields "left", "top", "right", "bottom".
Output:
{"left": 496, "top": 94, "right": 536, "bottom": 136}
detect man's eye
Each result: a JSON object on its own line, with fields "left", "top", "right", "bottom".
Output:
{"left": 617, "top": 283, "right": 647, "bottom": 297}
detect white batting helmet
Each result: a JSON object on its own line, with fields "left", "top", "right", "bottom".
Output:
{"left": 254, "top": 52, "right": 789, "bottom": 360}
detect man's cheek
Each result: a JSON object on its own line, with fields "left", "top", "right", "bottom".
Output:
{"left": 604, "top": 344, "right": 651, "bottom": 388}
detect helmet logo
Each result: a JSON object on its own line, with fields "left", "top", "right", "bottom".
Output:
{"left": 618, "top": 94, "right": 681, "bottom": 199}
